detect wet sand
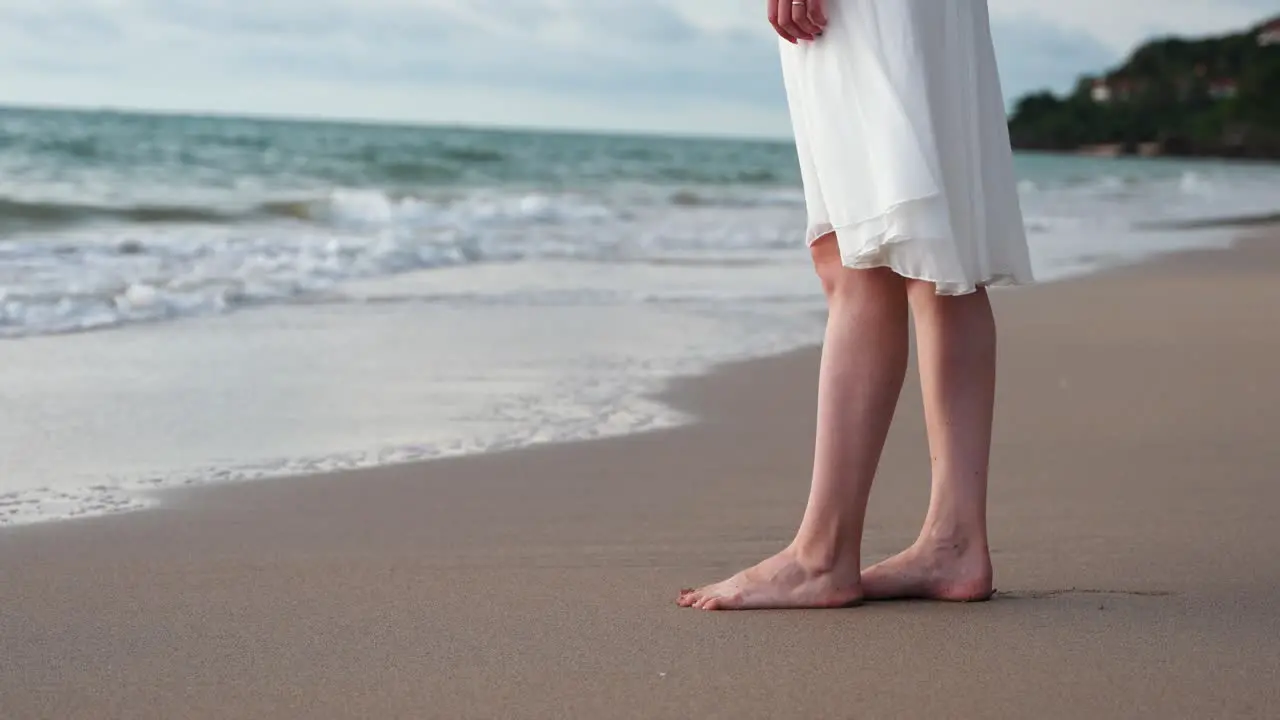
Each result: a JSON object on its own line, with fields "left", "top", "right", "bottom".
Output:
{"left": 3, "top": 230, "right": 1280, "bottom": 719}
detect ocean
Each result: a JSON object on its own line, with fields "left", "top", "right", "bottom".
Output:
{"left": 2, "top": 106, "right": 1278, "bottom": 526}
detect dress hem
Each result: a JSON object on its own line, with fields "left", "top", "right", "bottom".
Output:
{"left": 807, "top": 218, "right": 1035, "bottom": 296}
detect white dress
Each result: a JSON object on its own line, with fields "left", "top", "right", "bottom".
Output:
{"left": 781, "top": 0, "right": 1034, "bottom": 294}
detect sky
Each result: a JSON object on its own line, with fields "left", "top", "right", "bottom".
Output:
{"left": 0, "top": 0, "right": 1275, "bottom": 138}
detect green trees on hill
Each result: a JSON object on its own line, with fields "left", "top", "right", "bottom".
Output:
{"left": 1007, "top": 17, "right": 1280, "bottom": 159}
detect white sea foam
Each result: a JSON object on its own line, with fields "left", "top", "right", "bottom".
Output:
{"left": 0, "top": 187, "right": 814, "bottom": 338}
{"left": 0, "top": 259, "right": 825, "bottom": 528}
{"left": 3, "top": 157, "right": 1277, "bottom": 341}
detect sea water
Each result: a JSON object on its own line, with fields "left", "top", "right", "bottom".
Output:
{"left": 2, "top": 106, "right": 1277, "bottom": 525}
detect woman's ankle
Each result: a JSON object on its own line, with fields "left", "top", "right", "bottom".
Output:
{"left": 916, "top": 521, "right": 988, "bottom": 557}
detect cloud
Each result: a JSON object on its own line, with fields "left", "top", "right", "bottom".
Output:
{"left": 991, "top": 0, "right": 1276, "bottom": 53}
{"left": 989, "top": 14, "right": 1117, "bottom": 98}
{"left": 0, "top": 1, "right": 1272, "bottom": 136}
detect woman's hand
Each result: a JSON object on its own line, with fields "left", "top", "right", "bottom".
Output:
{"left": 769, "top": 0, "right": 827, "bottom": 44}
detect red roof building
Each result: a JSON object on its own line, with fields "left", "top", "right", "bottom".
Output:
{"left": 1258, "top": 19, "right": 1280, "bottom": 46}
{"left": 1209, "top": 78, "right": 1239, "bottom": 99}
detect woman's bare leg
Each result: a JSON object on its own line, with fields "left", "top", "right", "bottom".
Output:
{"left": 860, "top": 280, "right": 997, "bottom": 601}
{"left": 677, "top": 236, "right": 909, "bottom": 610}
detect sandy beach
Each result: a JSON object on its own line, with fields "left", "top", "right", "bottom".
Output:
{"left": 4, "top": 229, "right": 1280, "bottom": 718}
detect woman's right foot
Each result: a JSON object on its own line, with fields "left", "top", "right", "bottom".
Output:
{"left": 677, "top": 546, "right": 864, "bottom": 611}
{"left": 860, "top": 537, "right": 994, "bottom": 602}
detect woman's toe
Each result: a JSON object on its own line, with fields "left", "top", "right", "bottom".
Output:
{"left": 680, "top": 588, "right": 706, "bottom": 607}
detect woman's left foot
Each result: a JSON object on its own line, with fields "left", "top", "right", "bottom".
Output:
{"left": 860, "top": 538, "right": 994, "bottom": 602}
{"left": 676, "top": 547, "right": 863, "bottom": 611}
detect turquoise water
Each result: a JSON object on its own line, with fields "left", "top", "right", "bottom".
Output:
{"left": 1, "top": 106, "right": 1278, "bottom": 526}
{"left": 2, "top": 106, "right": 1279, "bottom": 337}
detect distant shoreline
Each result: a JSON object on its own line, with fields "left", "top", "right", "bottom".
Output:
{"left": 1014, "top": 142, "right": 1280, "bottom": 164}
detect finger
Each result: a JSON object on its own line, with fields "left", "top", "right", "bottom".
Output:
{"left": 778, "top": 0, "right": 813, "bottom": 40}
{"left": 791, "top": 1, "right": 823, "bottom": 37}
{"left": 772, "top": 18, "right": 799, "bottom": 43}
{"left": 809, "top": 0, "right": 828, "bottom": 28}
{"left": 770, "top": 0, "right": 799, "bottom": 43}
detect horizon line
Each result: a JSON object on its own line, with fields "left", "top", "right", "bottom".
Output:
{"left": 0, "top": 99, "right": 798, "bottom": 145}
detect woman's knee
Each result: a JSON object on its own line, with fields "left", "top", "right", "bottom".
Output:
{"left": 811, "top": 234, "right": 904, "bottom": 301}
{"left": 810, "top": 234, "right": 845, "bottom": 297}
